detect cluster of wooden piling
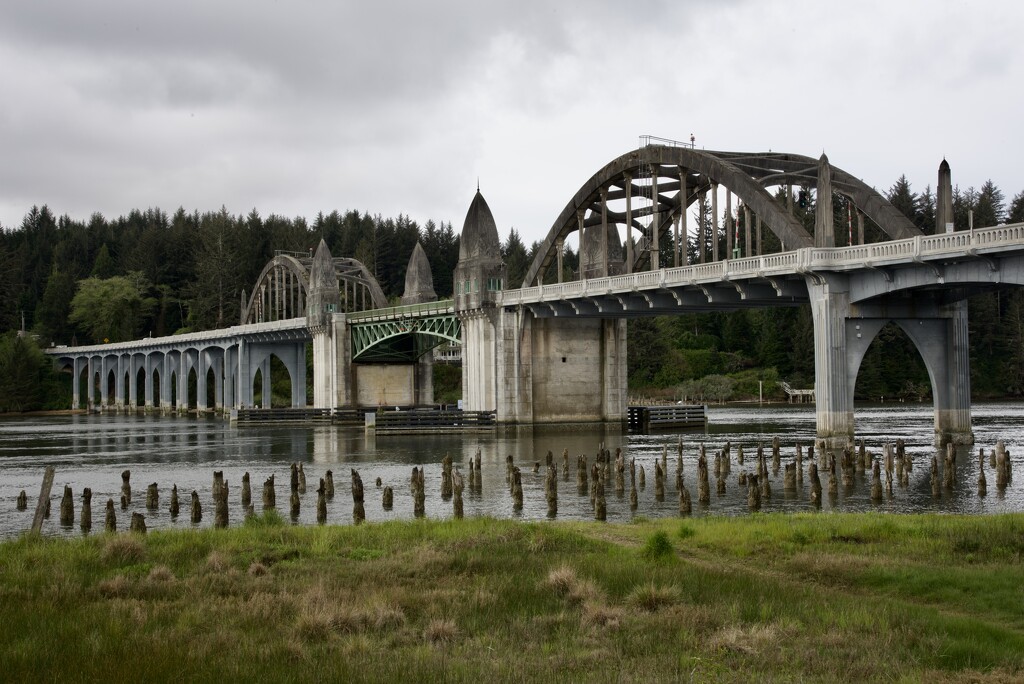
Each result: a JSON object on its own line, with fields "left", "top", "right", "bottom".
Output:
{"left": 14, "top": 433, "right": 1019, "bottom": 536}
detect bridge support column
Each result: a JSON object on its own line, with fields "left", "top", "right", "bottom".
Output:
{"left": 896, "top": 300, "right": 973, "bottom": 445}
{"left": 490, "top": 308, "right": 627, "bottom": 425}
{"left": 99, "top": 357, "right": 111, "bottom": 410}
{"left": 144, "top": 354, "right": 155, "bottom": 410}
{"left": 178, "top": 351, "right": 189, "bottom": 414}
{"left": 161, "top": 354, "right": 173, "bottom": 414}
{"left": 114, "top": 356, "right": 126, "bottom": 413}
{"left": 461, "top": 311, "right": 497, "bottom": 412}
{"left": 128, "top": 355, "right": 139, "bottom": 412}
{"left": 237, "top": 339, "right": 251, "bottom": 409}
{"left": 809, "top": 276, "right": 855, "bottom": 448}
{"left": 212, "top": 352, "right": 224, "bottom": 412}
{"left": 72, "top": 357, "right": 84, "bottom": 410}
{"left": 196, "top": 350, "right": 209, "bottom": 412}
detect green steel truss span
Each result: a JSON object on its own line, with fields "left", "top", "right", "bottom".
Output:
{"left": 348, "top": 300, "right": 460, "bottom": 362}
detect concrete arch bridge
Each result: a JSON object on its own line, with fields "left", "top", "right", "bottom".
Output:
{"left": 47, "top": 140, "right": 1024, "bottom": 447}
{"left": 49, "top": 243, "right": 458, "bottom": 413}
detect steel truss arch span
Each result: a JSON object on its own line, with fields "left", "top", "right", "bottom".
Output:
{"left": 523, "top": 145, "right": 923, "bottom": 288}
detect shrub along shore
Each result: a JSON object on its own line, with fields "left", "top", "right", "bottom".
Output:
{"left": 0, "top": 513, "right": 1022, "bottom": 682}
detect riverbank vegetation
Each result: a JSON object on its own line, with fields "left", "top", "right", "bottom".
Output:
{"left": 0, "top": 513, "right": 1022, "bottom": 681}
{"left": 1, "top": 175, "right": 1022, "bottom": 410}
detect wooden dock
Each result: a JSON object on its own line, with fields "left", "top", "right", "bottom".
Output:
{"left": 778, "top": 381, "right": 815, "bottom": 403}
{"left": 370, "top": 409, "right": 496, "bottom": 434}
{"left": 627, "top": 404, "right": 707, "bottom": 433}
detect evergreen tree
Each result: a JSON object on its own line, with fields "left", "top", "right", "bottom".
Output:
{"left": 886, "top": 175, "right": 918, "bottom": 222}
{"left": 502, "top": 228, "right": 529, "bottom": 287}
{"left": 34, "top": 268, "right": 77, "bottom": 344}
{"left": 0, "top": 332, "right": 46, "bottom": 411}
{"left": 90, "top": 243, "right": 117, "bottom": 278}
{"left": 1009, "top": 191, "right": 1024, "bottom": 224}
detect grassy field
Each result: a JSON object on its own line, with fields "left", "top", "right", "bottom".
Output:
{"left": 0, "top": 512, "right": 1022, "bottom": 682}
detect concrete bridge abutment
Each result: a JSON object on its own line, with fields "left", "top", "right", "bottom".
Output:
{"left": 808, "top": 274, "right": 973, "bottom": 448}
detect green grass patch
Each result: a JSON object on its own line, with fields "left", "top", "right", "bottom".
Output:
{"left": 0, "top": 514, "right": 1022, "bottom": 681}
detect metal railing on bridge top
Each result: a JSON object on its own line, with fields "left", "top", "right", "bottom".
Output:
{"left": 345, "top": 299, "right": 455, "bottom": 322}
{"left": 498, "top": 222, "right": 1024, "bottom": 306}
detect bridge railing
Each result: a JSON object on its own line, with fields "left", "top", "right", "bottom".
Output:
{"left": 346, "top": 299, "right": 455, "bottom": 322}
{"left": 498, "top": 223, "right": 1024, "bottom": 306}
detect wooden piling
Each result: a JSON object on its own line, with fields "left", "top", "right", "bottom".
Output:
{"left": 352, "top": 469, "right": 365, "bottom": 524}
{"left": 809, "top": 462, "right": 821, "bottom": 506}
{"left": 697, "top": 451, "right": 710, "bottom": 504}
{"left": 441, "top": 454, "right": 453, "bottom": 500}
{"left": 195, "top": 488, "right": 206, "bottom": 521}
{"left": 413, "top": 467, "right": 426, "bottom": 518}
{"left": 783, "top": 463, "right": 796, "bottom": 492}
{"left": 382, "top": 486, "right": 394, "bottom": 510}
{"left": 943, "top": 443, "right": 956, "bottom": 490}
{"left": 60, "top": 484, "right": 74, "bottom": 526}
{"left": 678, "top": 483, "right": 692, "bottom": 516}
{"left": 511, "top": 467, "right": 523, "bottom": 512}
{"left": 130, "top": 512, "right": 146, "bottom": 534}
{"left": 241, "top": 472, "right": 251, "bottom": 508}
{"left": 146, "top": 483, "right": 159, "bottom": 510}
{"left": 316, "top": 478, "right": 327, "bottom": 524}
{"left": 545, "top": 464, "right": 557, "bottom": 517}
{"left": 562, "top": 448, "right": 569, "bottom": 481}
{"left": 298, "top": 463, "right": 307, "bottom": 494}
{"left": 104, "top": 498, "right": 116, "bottom": 532}
{"left": 17, "top": 490, "right": 27, "bottom": 511}
{"left": 747, "top": 474, "right": 761, "bottom": 511}
{"left": 827, "top": 454, "right": 838, "bottom": 497}
{"left": 121, "top": 469, "right": 131, "bottom": 505}
{"left": 325, "top": 470, "right": 335, "bottom": 499}
{"left": 796, "top": 444, "right": 804, "bottom": 487}
{"left": 654, "top": 461, "right": 665, "bottom": 502}
{"left": 215, "top": 479, "right": 229, "bottom": 528}
{"left": 930, "top": 455, "right": 941, "bottom": 498}
{"left": 213, "top": 471, "right": 224, "bottom": 502}
{"left": 453, "top": 469, "right": 465, "bottom": 519}
{"left": 80, "top": 488, "right": 92, "bottom": 533}
{"left": 169, "top": 484, "right": 179, "bottom": 517}
{"left": 771, "top": 436, "right": 780, "bottom": 474}
{"left": 263, "top": 474, "right": 276, "bottom": 509}
{"left": 870, "top": 460, "right": 883, "bottom": 502}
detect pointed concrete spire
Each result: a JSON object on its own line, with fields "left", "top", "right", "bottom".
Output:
{"left": 814, "top": 152, "right": 834, "bottom": 248}
{"left": 401, "top": 242, "right": 437, "bottom": 305}
{"left": 309, "top": 239, "right": 338, "bottom": 290}
{"left": 937, "top": 158, "right": 954, "bottom": 233}
{"left": 458, "top": 190, "right": 502, "bottom": 264}
{"left": 307, "top": 239, "right": 339, "bottom": 326}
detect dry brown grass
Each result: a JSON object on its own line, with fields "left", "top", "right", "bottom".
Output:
{"left": 581, "top": 602, "right": 623, "bottom": 630}
{"left": 247, "top": 560, "right": 268, "bottom": 577}
{"left": 626, "top": 582, "right": 680, "bottom": 612}
{"left": 101, "top": 536, "right": 145, "bottom": 565}
{"left": 424, "top": 618, "right": 458, "bottom": 644}
{"left": 544, "top": 564, "right": 604, "bottom": 606}
{"left": 147, "top": 565, "right": 175, "bottom": 582}
{"left": 710, "top": 623, "right": 784, "bottom": 656}
{"left": 97, "top": 574, "right": 132, "bottom": 598}
{"left": 205, "top": 550, "right": 230, "bottom": 573}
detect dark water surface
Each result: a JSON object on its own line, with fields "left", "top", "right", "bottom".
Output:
{"left": 1, "top": 402, "right": 1021, "bottom": 538}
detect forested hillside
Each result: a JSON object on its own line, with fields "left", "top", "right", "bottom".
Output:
{"left": 1, "top": 174, "right": 1023, "bottom": 411}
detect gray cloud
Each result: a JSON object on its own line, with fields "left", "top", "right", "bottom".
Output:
{"left": 0, "top": 0, "right": 1021, "bottom": 244}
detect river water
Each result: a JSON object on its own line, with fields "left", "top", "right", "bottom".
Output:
{"left": 1, "top": 403, "right": 1021, "bottom": 539}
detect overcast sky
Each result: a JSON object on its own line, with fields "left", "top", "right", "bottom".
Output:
{"left": 1, "top": 0, "right": 1021, "bottom": 245}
